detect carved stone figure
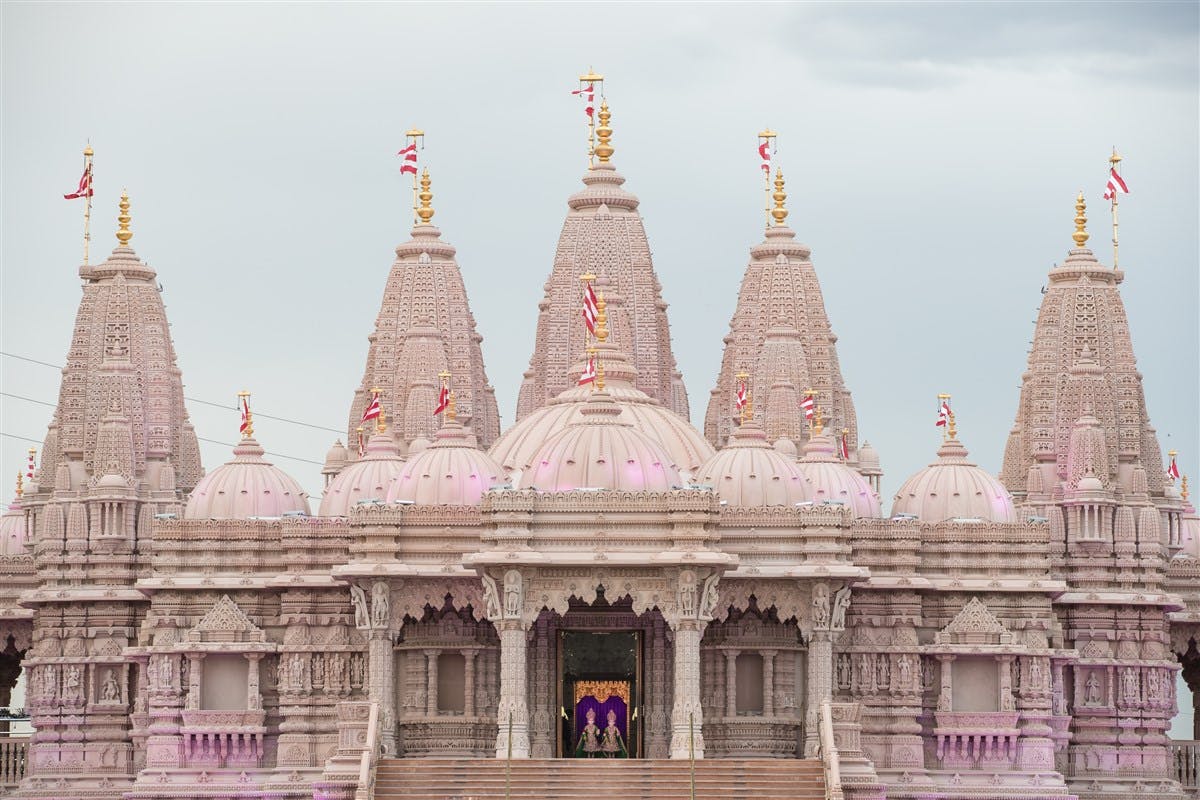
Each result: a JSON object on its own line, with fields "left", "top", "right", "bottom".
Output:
{"left": 812, "top": 584, "right": 830, "bottom": 629}
{"left": 504, "top": 570, "right": 522, "bottom": 618}
{"left": 898, "top": 654, "right": 912, "bottom": 689}
{"left": 350, "top": 584, "right": 370, "bottom": 629}
{"left": 1085, "top": 671, "right": 1102, "bottom": 705}
{"left": 700, "top": 574, "right": 721, "bottom": 621}
{"left": 836, "top": 654, "right": 851, "bottom": 689}
{"left": 1121, "top": 668, "right": 1138, "bottom": 703}
{"left": 482, "top": 575, "right": 501, "bottom": 620}
{"left": 370, "top": 582, "right": 389, "bottom": 629}
{"left": 162, "top": 656, "right": 173, "bottom": 688}
{"left": 1029, "top": 658, "right": 1043, "bottom": 690}
{"left": 831, "top": 584, "right": 852, "bottom": 631}
{"left": 678, "top": 570, "right": 696, "bottom": 618}
{"left": 876, "top": 655, "right": 890, "bottom": 686}
{"left": 65, "top": 665, "right": 81, "bottom": 694}
{"left": 101, "top": 669, "right": 121, "bottom": 702}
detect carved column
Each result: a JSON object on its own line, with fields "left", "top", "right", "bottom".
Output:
{"left": 463, "top": 649, "right": 477, "bottom": 717}
{"left": 936, "top": 655, "right": 955, "bottom": 711}
{"left": 186, "top": 653, "right": 203, "bottom": 710}
{"left": 360, "top": 582, "right": 397, "bottom": 757}
{"left": 724, "top": 650, "right": 739, "bottom": 718}
{"left": 804, "top": 631, "right": 832, "bottom": 756}
{"left": 246, "top": 653, "right": 263, "bottom": 711}
{"left": 762, "top": 650, "right": 776, "bottom": 716}
{"left": 425, "top": 650, "right": 439, "bottom": 716}
{"left": 670, "top": 619, "right": 707, "bottom": 758}
{"left": 495, "top": 619, "right": 530, "bottom": 758}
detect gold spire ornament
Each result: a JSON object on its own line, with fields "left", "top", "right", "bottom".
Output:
{"left": 1183, "top": 474, "right": 1190, "bottom": 502}
{"left": 1109, "top": 148, "right": 1122, "bottom": 270}
{"left": 116, "top": 190, "right": 132, "bottom": 246}
{"left": 81, "top": 144, "right": 95, "bottom": 264}
{"left": 237, "top": 390, "right": 254, "bottom": 439}
{"left": 1071, "top": 191, "right": 1088, "bottom": 248}
{"left": 757, "top": 129, "right": 777, "bottom": 228}
{"left": 416, "top": 169, "right": 435, "bottom": 224}
{"left": 594, "top": 102, "right": 614, "bottom": 164}
{"left": 811, "top": 404, "right": 825, "bottom": 437}
{"left": 446, "top": 391, "right": 457, "bottom": 422}
{"left": 404, "top": 128, "right": 425, "bottom": 226}
{"left": 594, "top": 293, "right": 609, "bottom": 390}
{"left": 15, "top": 472, "right": 23, "bottom": 499}
{"left": 578, "top": 68, "right": 604, "bottom": 168}
{"left": 771, "top": 168, "right": 789, "bottom": 227}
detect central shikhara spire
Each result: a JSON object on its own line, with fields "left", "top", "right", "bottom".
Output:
{"left": 515, "top": 100, "right": 690, "bottom": 422}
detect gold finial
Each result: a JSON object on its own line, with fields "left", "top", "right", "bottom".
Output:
{"left": 15, "top": 472, "right": 23, "bottom": 499}
{"left": 594, "top": 102, "right": 614, "bottom": 163}
{"left": 595, "top": 293, "right": 609, "bottom": 343}
{"left": 1072, "top": 191, "right": 1089, "bottom": 247}
{"left": 416, "top": 169, "right": 434, "bottom": 224}
{"left": 771, "top": 167, "right": 788, "bottom": 226}
{"left": 377, "top": 407, "right": 387, "bottom": 434}
{"left": 595, "top": 359, "right": 606, "bottom": 392}
{"left": 84, "top": 143, "right": 94, "bottom": 157}
{"left": 1110, "top": 148, "right": 1122, "bottom": 166}
{"left": 580, "top": 67, "right": 604, "bottom": 83}
{"left": 947, "top": 411, "right": 957, "bottom": 439}
{"left": 116, "top": 190, "right": 132, "bottom": 246}
{"left": 812, "top": 405, "right": 825, "bottom": 436}
{"left": 446, "top": 391, "right": 457, "bottom": 422}
{"left": 1183, "top": 474, "right": 1190, "bottom": 502}
{"left": 237, "top": 390, "right": 254, "bottom": 438}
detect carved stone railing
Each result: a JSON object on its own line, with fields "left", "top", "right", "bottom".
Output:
{"left": 817, "top": 701, "right": 844, "bottom": 800}
{"left": 1171, "top": 740, "right": 1200, "bottom": 793}
{"left": 0, "top": 735, "right": 29, "bottom": 788}
{"left": 179, "top": 709, "right": 267, "bottom": 767}
{"left": 313, "top": 701, "right": 380, "bottom": 800}
{"left": 933, "top": 711, "right": 1021, "bottom": 767}
{"left": 355, "top": 703, "right": 380, "bottom": 800}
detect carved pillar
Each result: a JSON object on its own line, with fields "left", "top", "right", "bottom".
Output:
{"left": 936, "top": 655, "right": 955, "bottom": 711}
{"left": 724, "top": 650, "right": 738, "bottom": 718}
{"left": 425, "top": 650, "right": 439, "bottom": 716}
{"left": 186, "top": 653, "right": 203, "bottom": 710}
{"left": 804, "top": 632, "right": 832, "bottom": 756}
{"left": 998, "top": 655, "right": 1015, "bottom": 712}
{"left": 246, "top": 653, "right": 263, "bottom": 711}
{"left": 495, "top": 619, "right": 531, "bottom": 758}
{"left": 463, "top": 649, "right": 477, "bottom": 717}
{"left": 670, "top": 620, "right": 706, "bottom": 758}
{"left": 762, "top": 650, "right": 776, "bottom": 716}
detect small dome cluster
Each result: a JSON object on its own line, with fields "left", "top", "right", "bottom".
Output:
{"left": 0, "top": 489, "right": 28, "bottom": 556}
{"left": 319, "top": 433, "right": 406, "bottom": 516}
{"left": 185, "top": 438, "right": 310, "bottom": 520}
{"left": 892, "top": 435, "right": 1016, "bottom": 523}
{"left": 389, "top": 418, "right": 505, "bottom": 506}
{"left": 795, "top": 432, "right": 881, "bottom": 518}
{"left": 696, "top": 418, "right": 808, "bottom": 507}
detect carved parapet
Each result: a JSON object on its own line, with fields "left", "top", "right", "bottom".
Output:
{"left": 178, "top": 709, "right": 267, "bottom": 767}
{"left": 933, "top": 711, "right": 1021, "bottom": 767}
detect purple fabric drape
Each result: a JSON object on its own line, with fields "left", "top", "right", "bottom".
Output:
{"left": 575, "top": 694, "right": 628, "bottom": 743}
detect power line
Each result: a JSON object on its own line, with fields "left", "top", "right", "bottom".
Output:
{"left": 0, "top": 430, "right": 324, "bottom": 468}
{"left": 1, "top": 351, "right": 345, "bottom": 434}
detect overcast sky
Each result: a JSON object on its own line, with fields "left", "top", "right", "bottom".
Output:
{"left": 2, "top": 2, "right": 1197, "bottom": 512}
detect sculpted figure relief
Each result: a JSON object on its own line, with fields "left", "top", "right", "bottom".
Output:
{"left": 482, "top": 575, "right": 502, "bottom": 620}
{"left": 350, "top": 584, "right": 370, "bottom": 629}
{"left": 1085, "top": 671, "right": 1102, "bottom": 705}
{"left": 831, "top": 584, "right": 852, "bottom": 631}
{"left": 678, "top": 570, "right": 697, "bottom": 619}
{"left": 898, "top": 654, "right": 912, "bottom": 689}
{"left": 101, "top": 669, "right": 121, "bottom": 703}
{"left": 700, "top": 574, "right": 721, "bottom": 621}
{"left": 503, "top": 570, "right": 522, "bottom": 618}
{"left": 812, "top": 584, "right": 830, "bottom": 629}
{"left": 370, "top": 582, "right": 389, "bottom": 629}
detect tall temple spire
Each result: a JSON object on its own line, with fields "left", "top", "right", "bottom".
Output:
{"left": 705, "top": 137, "right": 859, "bottom": 455}
{"left": 516, "top": 94, "right": 689, "bottom": 421}
{"left": 348, "top": 148, "right": 500, "bottom": 451}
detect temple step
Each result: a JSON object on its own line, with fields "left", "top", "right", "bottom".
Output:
{"left": 374, "top": 757, "right": 827, "bottom": 800}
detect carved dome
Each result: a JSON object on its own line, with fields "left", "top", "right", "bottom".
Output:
{"left": 388, "top": 419, "right": 505, "bottom": 506}
{"left": 0, "top": 490, "right": 28, "bottom": 556}
{"left": 491, "top": 343, "right": 712, "bottom": 482}
{"left": 185, "top": 438, "right": 310, "bottom": 519}
{"left": 696, "top": 418, "right": 810, "bottom": 507}
{"left": 796, "top": 432, "right": 880, "bottom": 518}
{"left": 319, "top": 432, "right": 405, "bottom": 516}
{"left": 518, "top": 391, "right": 681, "bottom": 493}
{"left": 892, "top": 435, "right": 1016, "bottom": 523}
{"left": 857, "top": 440, "right": 881, "bottom": 471}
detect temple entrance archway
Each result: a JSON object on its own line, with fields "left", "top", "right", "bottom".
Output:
{"left": 526, "top": 588, "right": 673, "bottom": 758}
{"left": 560, "top": 630, "right": 638, "bottom": 758}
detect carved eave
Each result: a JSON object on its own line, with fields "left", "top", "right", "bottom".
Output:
{"left": 923, "top": 577, "right": 1068, "bottom": 594}
{"left": 463, "top": 548, "right": 737, "bottom": 571}
{"left": 722, "top": 564, "right": 868, "bottom": 581}
{"left": 1055, "top": 590, "right": 1184, "bottom": 610}
{"left": 332, "top": 563, "right": 479, "bottom": 581}
{"left": 20, "top": 586, "right": 147, "bottom": 606}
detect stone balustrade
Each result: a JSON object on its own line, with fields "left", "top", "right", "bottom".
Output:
{"left": 1172, "top": 740, "right": 1200, "bottom": 794}
{"left": 0, "top": 735, "right": 29, "bottom": 787}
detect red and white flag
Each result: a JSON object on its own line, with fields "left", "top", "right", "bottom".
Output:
{"left": 64, "top": 163, "right": 93, "bottom": 200}
{"left": 26, "top": 449, "right": 36, "bottom": 480}
{"left": 239, "top": 396, "right": 251, "bottom": 435}
{"left": 758, "top": 140, "right": 771, "bottom": 176}
{"left": 361, "top": 391, "right": 382, "bottom": 423}
{"left": 840, "top": 430, "right": 850, "bottom": 461}
{"left": 1168, "top": 453, "right": 1181, "bottom": 481}
{"left": 572, "top": 82, "right": 596, "bottom": 119}
{"left": 1103, "top": 167, "right": 1129, "bottom": 201}
{"left": 935, "top": 399, "right": 951, "bottom": 428}
{"left": 433, "top": 385, "right": 450, "bottom": 416}
{"left": 735, "top": 381, "right": 748, "bottom": 411}
{"left": 578, "top": 355, "right": 597, "bottom": 386}
{"left": 582, "top": 282, "right": 599, "bottom": 335}
{"left": 398, "top": 143, "right": 418, "bottom": 176}
{"left": 800, "top": 392, "right": 815, "bottom": 421}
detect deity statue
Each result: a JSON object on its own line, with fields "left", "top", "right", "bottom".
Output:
{"left": 101, "top": 669, "right": 121, "bottom": 703}
{"left": 1029, "top": 658, "right": 1043, "bottom": 689}
{"left": 575, "top": 708, "right": 601, "bottom": 758}
{"left": 600, "top": 709, "right": 628, "bottom": 758}
{"left": 836, "top": 654, "right": 851, "bottom": 689}
{"left": 504, "top": 570, "right": 522, "bottom": 618}
{"left": 1121, "top": 668, "right": 1138, "bottom": 703}
{"left": 1084, "top": 671, "right": 1102, "bottom": 705}
{"left": 482, "top": 576, "right": 501, "bottom": 620}
{"left": 831, "top": 584, "right": 852, "bottom": 631}
{"left": 370, "top": 582, "right": 389, "bottom": 629}
{"left": 701, "top": 574, "right": 721, "bottom": 621}
{"left": 812, "top": 584, "right": 830, "bottom": 629}
{"left": 162, "top": 656, "right": 173, "bottom": 687}
{"left": 65, "top": 665, "right": 81, "bottom": 693}
{"left": 898, "top": 654, "right": 912, "bottom": 689}
{"left": 350, "top": 584, "right": 370, "bottom": 629}
{"left": 876, "top": 655, "right": 890, "bottom": 686}
{"left": 678, "top": 571, "right": 697, "bottom": 618}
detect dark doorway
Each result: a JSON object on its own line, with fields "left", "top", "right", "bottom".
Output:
{"left": 559, "top": 629, "right": 641, "bottom": 758}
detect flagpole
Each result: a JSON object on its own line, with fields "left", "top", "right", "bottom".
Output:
{"left": 580, "top": 68, "right": 604, "bottom": 169}
{"left": 406, "top": 129, "right": 424, "bottom": 227}
{"left": 82, "top": 144, "right": 94, "bottom": 264}
{"left": 938, "top": 393, "right": 951, "bottom": 441}
{"left": 758, "top": 129, "right": 776, "bottom": 229}
{"left": 1109, "top": 148, "right": 1121, "bottom": 270}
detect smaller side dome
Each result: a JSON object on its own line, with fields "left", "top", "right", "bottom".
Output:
{"left": 519, "top": 391, "right": 681, "bottom": 493}
{"left": 773, "top": 437, "right": 798, "bottom": 459}
{"left": 319, "top": 433, "right": 406, "bottom": 516}
{"left": 322, "top": 439, "right": 349, "bottom": 481}
{"left": 796, "top": 432, "right": 881, "bottom": 518}
{"left": 857, "top": 440, "right": 881, "bottom": 471}
{"left": 697, "top": 419, "right": 810, "bottom": 507}
{"left": 891, "top": 435, "right": 1016, "bottom": 523}
{"left": 0, "top": 490, "right": 28, "bottom": 556}
{"left": 185, "top": 438, "right": 310, "bottom": 520}
{"left": 388, "top": 420, "right": 505, "bottom": 506}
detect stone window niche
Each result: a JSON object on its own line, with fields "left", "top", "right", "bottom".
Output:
{"left": 735, "top": 652, "right": 764, "bottom": 714}
{"left": 437, "top": 652, "right": 466, "bottom": 714}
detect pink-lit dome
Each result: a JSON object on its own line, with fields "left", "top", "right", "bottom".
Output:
{"left": 696, "top": 418, "right": 810, "bottom": 507}
{"left": 796, "top": 432, "right": 881, "bottom": 518}
{"left": 185, "top": 438, "right": 310, "bottom": 519}
{"left": 491, "top": 344, "right": 713, "bottom": 481}
{"left": 388, "top": 419, "right": 505, "bottom": 506}
{"left": 892, "top": 435, "right": 1016, "bottom": 523}
{"left": 319, "top": 432, "right": 405, "bottom": 516}
{"left": 518, "top": 391, "right": 681, "bottom": 493}
{"left": 0, "top": 490, "right": 28, "bottom": 556}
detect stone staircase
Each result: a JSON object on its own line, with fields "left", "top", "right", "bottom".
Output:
{"left": 374, "top": 757, "right": 827, "bottom": 799}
